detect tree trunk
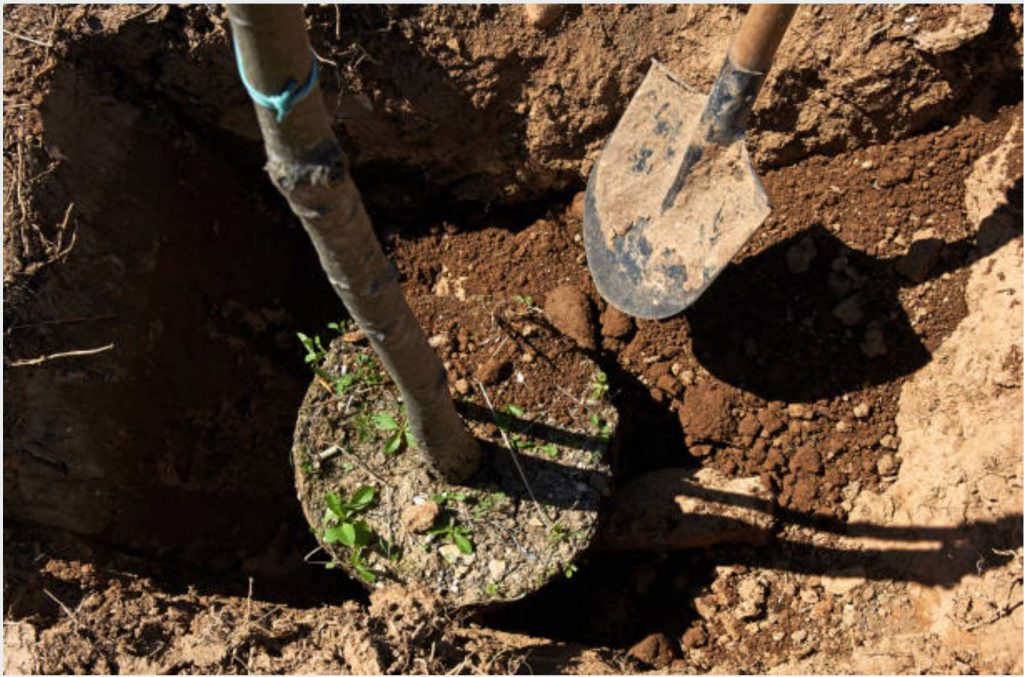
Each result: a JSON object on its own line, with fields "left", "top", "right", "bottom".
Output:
{"left": 226, "top": 4, "right": 480, "bottom": 482}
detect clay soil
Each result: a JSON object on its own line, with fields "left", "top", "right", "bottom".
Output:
{"left": 4, "top": 4, "right": 1023, "bottom": 675}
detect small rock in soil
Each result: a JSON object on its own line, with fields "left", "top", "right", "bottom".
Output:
{"left": 523, "top": 3, "right": 565, "bottom": 28}
{"left": 800, "top": 587, "right": 820, "bottom": 604}
{"left": 786, "top": 235, "right": 818, "bottom": 273}
{"left": 453, "top": 378, "right": 471, "bottom": 396}
{"left": 544, "top": 284, "right": 597, "bottom": 350}
{"left": 656, "top": 374, "right": 683, "bottom": 398}
{"left": 427, "top": 333, "right": 450, "bottom": 349}
{"left": 401, "top": 501, "right": 439, "bottom": 534}
{"left": 438, "top": 543, "right": 464, "bottom": 564}
{"left": 833, "top": 293, "right": 865, "bottom": 326}
{"left": 681, "top": 624, "right": 708, "bottom": 649}
{"left": 600, "top": 304, "right": 635, "bottom": 339}
{"left": 853, "top": 402, "right": 871, "bottom": 418}
{"left": 569, "top": 190, "right": 586, "bottom": 220}
{"left": 678, "top": 382, "right": 734, "bottom": 444}
{"left": 876, "top": 453, "right": 898, "bottom": 476}
{"left": 757, "top": 409, "right": 785, "bottom": 436}
{"left": 787, "top": 403, "right": 814, "bottom": 420}
{"left": 876, "top": 159, "right": 913, "bottom": 187}
{"left": 488, "top": 559, "right": 507, "bottom": 580}
{"left": 895, "top": 229, "right": 944, "bottom": 282}
{"left": 737, "top": 413, "right": 762, "bottom": 438}
{"left": 627, "top": 632, "right": 677, "bottom": 669}
{"left": 689, "top": 444, "right": 713, "bottom": 458}
{"left": 476, "top": 356, "right": 512, "bottom": 385}
{"left": 734, "top": 578, "right": 768, "bottom": 620}
{"left": 880, "top": 433, "right": 899, "bottom": 449}
{"left": 790, "top": 446, "right": 823, "bottom": 474}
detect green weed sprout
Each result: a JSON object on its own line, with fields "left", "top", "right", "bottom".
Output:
{"left": 425, "top": 511, "right": 474, "bottom": 556}
{"left": 297, "top": 331, "right": 328, "bottom": 366}
{"left": 322, "top": 485, "right": 378, "bottom": 582}
{"left": 372, "top": 411, "right": 415, "bottom": 455}
{"left": 427, "top": 491, "right": 473, "bottom": 554}
{"left": 588, "top": 371, "right": 609, "bottom": 402}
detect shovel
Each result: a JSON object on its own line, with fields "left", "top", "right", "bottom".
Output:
{"left": 584, "top": 5, "right": 797, "bottom": 319}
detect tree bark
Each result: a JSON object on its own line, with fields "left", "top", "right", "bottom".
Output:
{"left": 226, "top": 4, "right": 480, "bottom": 482}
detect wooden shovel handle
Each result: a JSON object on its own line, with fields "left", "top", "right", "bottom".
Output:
{"left": 729, "top": 4, "right": 797, "bottom": 73}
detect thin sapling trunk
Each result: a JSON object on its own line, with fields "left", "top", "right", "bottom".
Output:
{"left": 226, "top": 4, "right": 480, "bottom": 482}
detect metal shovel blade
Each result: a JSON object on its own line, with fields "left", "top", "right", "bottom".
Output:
{"left": 584, "top": 61, "right": 771, "bottom": 320}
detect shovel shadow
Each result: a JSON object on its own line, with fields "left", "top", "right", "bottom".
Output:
{"left": 685, "top": 183, "right": 1022, "bottom": 402}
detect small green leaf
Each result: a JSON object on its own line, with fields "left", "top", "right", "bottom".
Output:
{"left": 372, "top": 412, "right": 399, "bottom": 431}
{"left": 351, "top": 551, "right": 377, "bottom": 583}
{"left": 505, "top": 404, "right": 525, "bottom": 418}
{"left": 352, "top": 520, "right": 373, "bottom": 547}
{"left": 540, "top": 443, "right": 559, "bottom": 458}
{"left": 425, "top": 522, "right": 449, "bottom": 537}
{"left": 324, "top": 492, "right": 345, "bottom": 521}
{"left": 384, "top": 431, "right": 403, "bottom": 455}
{"left": 513, "top": 435, "right": 535, "bottom": 449}
{"left": 403, "top": 430, "right": 417, "bottom": 450}
{"left": 335, "top": 373, "right": 358, "bottom": 393}
{"left": 336, "top": 522, "right": 357, "bottom": 547}
{"left": 323, "top": 525, "right": 345, "bottom": 544}
{"left": 452, "top": 532, "right": 474, "bottom": 555}
{"left": 350, "top": 485, "right": 376, "bottom": 511}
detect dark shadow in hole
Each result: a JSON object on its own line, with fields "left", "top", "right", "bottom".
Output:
{"left": 687, "top": 184, "right": 1022, "bottom": 402}
{"left": 4, "top": 24, "right": 359, "bottom": 610}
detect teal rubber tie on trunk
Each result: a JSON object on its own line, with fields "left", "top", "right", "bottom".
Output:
{"left": 233, "top": 35, "right": 319, "bottom": 122}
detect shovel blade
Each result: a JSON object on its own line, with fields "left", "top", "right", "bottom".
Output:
{"left": 584, "top": 61, "right": 771, "bottom": 320}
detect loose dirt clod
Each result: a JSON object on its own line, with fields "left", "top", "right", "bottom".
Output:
{"left": 894, "top": 229, "right": 944, "bottom": 282}
{"left": 678, "top": 382, "right": 735, "bottom": 445}
{"left": 627, "top": 632, "right": 677, "bottom": 669}
{"left": 401, "top": 501, "right": 440, "bottom": 534}
{"left": 599, "top": 304, "right": 635, "bottom": 340}
{"left": 544, "top": 284, "right": 598, "bottom": 350}
{"left": 476, "top": 356, "right": 512, "bottom": 385}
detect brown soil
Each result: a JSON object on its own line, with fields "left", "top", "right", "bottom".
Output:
{"left": 4, "top": 4, "right": 1022, "bottom": 674}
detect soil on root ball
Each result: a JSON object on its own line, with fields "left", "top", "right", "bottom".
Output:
{"left": 291, "top": 297, "right": 616, "bottom": 608}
